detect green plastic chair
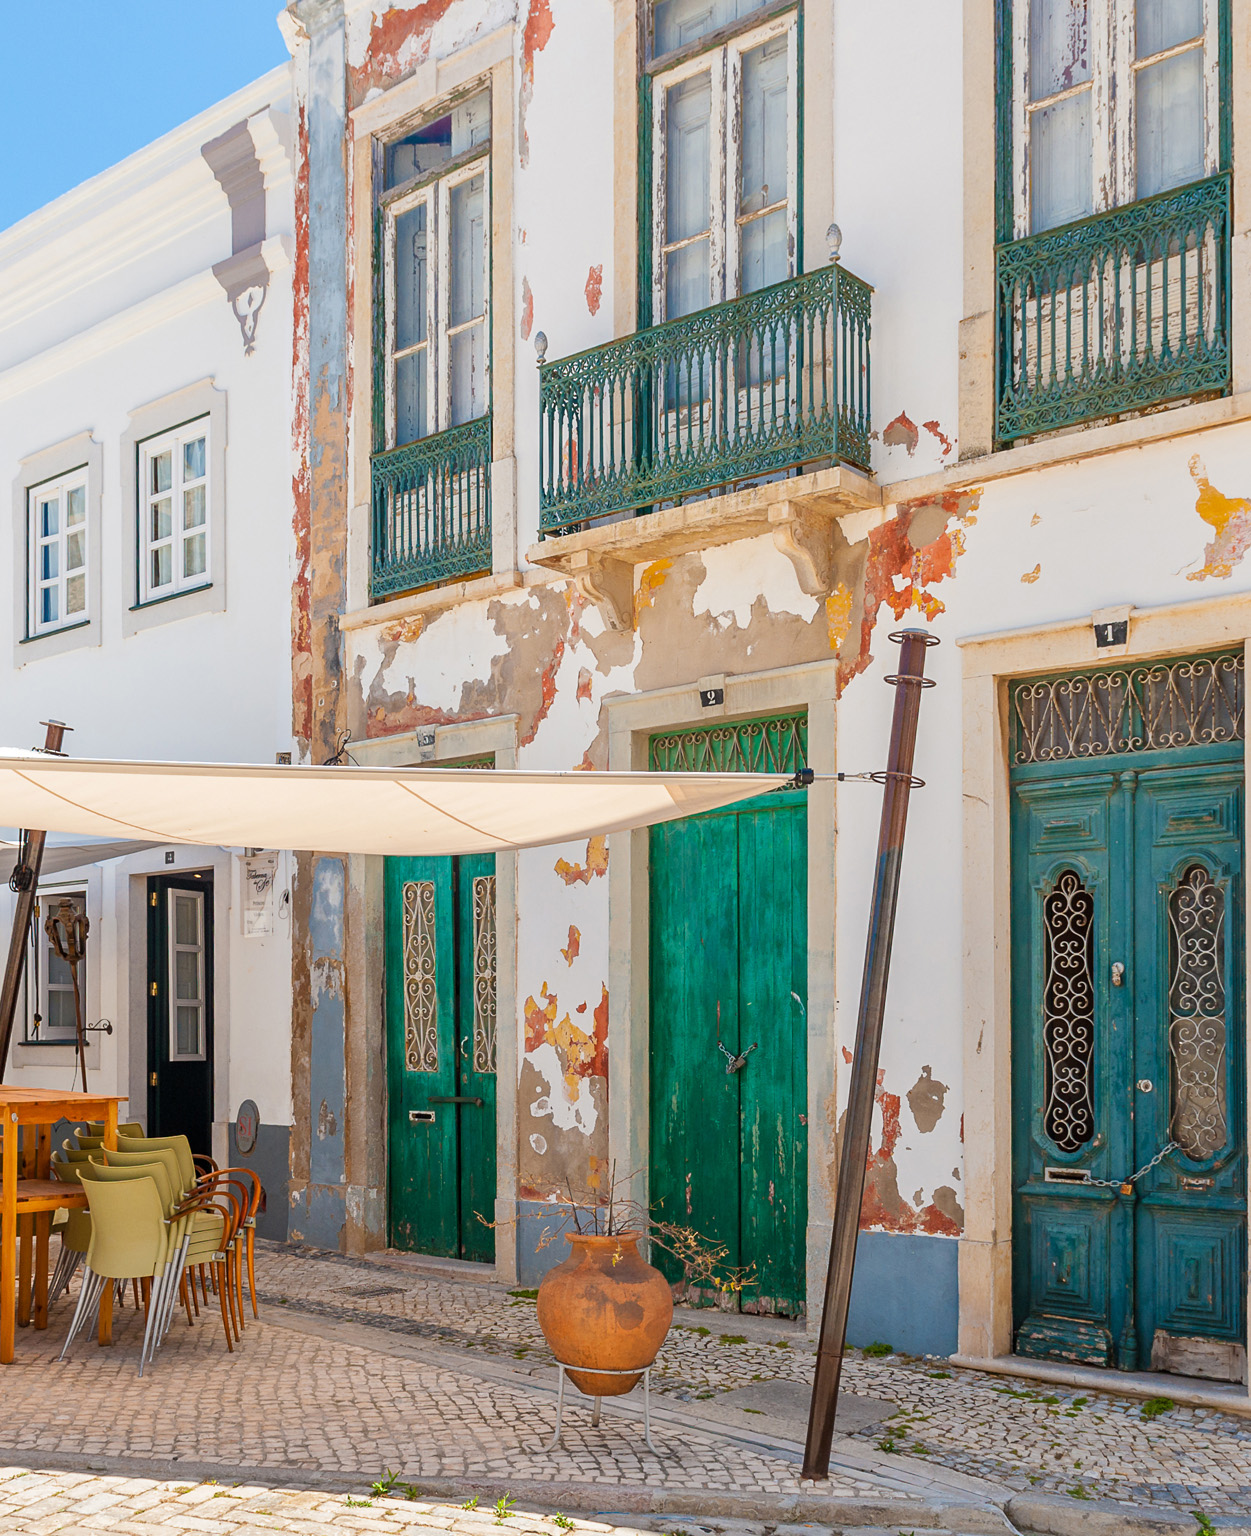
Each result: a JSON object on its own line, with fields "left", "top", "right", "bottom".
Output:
{"left": 84, "top": 1121, "right": 145, "bottom": 1139}
{"left": 48, "top": 1157, "right": 91, "bottom": 1304}
{"left": 116, "top": 1134, "right": 196, "bottom": 1194}
{"left": 101, "top": 1146, "right": 230, "bottom": 1341}
{"left": 59, "top": 1169, "right": 172, "bottom": 1375}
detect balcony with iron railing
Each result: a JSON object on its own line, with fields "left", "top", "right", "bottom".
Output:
{"left": 537, "top": 254, "right": 872, "bottom": 533}
{"left": 996, "top": 173, "right": 1231, "bottom": 444}
{"left": 369, "top": 416, "right": 492, "bottom": 602}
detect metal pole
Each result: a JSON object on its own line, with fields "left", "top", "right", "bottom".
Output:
{"left": 803, "top": 630, "right": 937, "bottom": 1480}
{"left": 0, "top": 721, "right": 71, "bottom": 1080}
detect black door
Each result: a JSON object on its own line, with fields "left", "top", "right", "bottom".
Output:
{"left": 147, "top": 873, "right": 214, "bottom": 1155}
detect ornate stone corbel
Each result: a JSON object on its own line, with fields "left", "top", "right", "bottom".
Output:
{"left": 769, "top": 502, "right": 837, "bottom": 598}
{"left": 212, "top": 245, "right": 270, "bottom": 355}
{"left": 568, "top": 549, "right": 634, "bottom": 632}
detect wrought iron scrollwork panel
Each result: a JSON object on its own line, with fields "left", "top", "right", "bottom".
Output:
{"left": 1168, "top": 864, "right": 1228, "bottom": 1161}
{"left": 649, "top": 713, "right": 808, "bottom": 776}
{"left": 402, "top": 880, "right": 438, "bottom": 1072}
{"left": 1042, "top": 870, "right": 1096, "bottom": 1153}
{"left": 1013, "top": 653, "right": 1243, "bottom": 765}
{"left": 471, "top": 874, "right": 497, "bottom": 1075}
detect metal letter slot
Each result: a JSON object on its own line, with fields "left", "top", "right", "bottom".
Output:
{"left": 409, "top": 1109, "right": 436, "bottom": 1124}
{"left": 428, "top": 1095, "right": 484, "bottom": 1107}
{"left": 1044, "top": 1166, "right": 1091, "bottom": 1185}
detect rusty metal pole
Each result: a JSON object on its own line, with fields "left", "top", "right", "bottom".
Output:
{"left": 0, "top": 721, "right": 71, "bottom": 1080}
{"left": 803, "top": 630, "right": 937, "bottom": 1480}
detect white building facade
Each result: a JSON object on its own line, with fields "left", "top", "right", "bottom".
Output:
{"left": 0, "top": 65, "right": 298, "bottom": 1238}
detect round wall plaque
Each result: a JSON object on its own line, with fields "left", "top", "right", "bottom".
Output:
{"left": 235, "top": 1099, "right": 260, "bottom": 1155}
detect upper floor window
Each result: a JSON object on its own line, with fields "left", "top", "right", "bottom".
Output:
{"left": 650, "top": 4, "right": 797, "bottom": 321}
{"left": 1013, "top": 0, "right": 1219, "bottom": 235}
{"left": 382, "top": 90, "right": 490, "bottom": 449}
{"left": 651, "top": 0, "right": 776, "bottom": 58}
{"left": 27, "top": 468, "right": 88, "bottom": 637}
{"left": 138, "top": 420, "right": 210, "bottom": 604}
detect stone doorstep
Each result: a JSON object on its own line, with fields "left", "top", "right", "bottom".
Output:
{"left": 948, "top": 1354, "right": 1251, "bottom": 1419}
{"left": 1006, "top": 1491, "right": 1251, "bottom": 1536}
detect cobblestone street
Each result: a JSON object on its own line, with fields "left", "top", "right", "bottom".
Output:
{"left": 0, "top": 1244, "right": 1246, "bottom": 1534}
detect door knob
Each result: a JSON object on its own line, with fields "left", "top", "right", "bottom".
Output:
{"left": 1137, "top": 1078, "right": 1153, "bottom": 1093}
{"left": 1111, "top": 962, "right": 1125, "bottom": 987}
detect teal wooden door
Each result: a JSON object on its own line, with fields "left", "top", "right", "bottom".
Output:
{"left": 649, "top": 714, "right": 808, "bottom": 1316}
{"left": 1011, "top": 654, "right": 1247, "bottom": 1381}
{"left": 385, "top": 854, "right": 497, "bottom": 1262}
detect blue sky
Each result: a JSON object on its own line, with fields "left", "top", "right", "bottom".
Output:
{"left": 0, "top": 2, "right": 291, "bottom": 232}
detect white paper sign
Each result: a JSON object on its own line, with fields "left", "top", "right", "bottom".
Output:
{"left": 242, "top": 852, "right": 279, "bottom": 937}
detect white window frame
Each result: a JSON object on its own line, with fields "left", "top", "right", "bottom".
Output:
{"left": 26, "top": 468, "right": 89, "bottom": 638}
{"left": 650, "top": 9, "right": 798, "bottom": 322}
{"left": 384, "top": 154, "right": 491, "bottom": 450}
{"left": 167, "top": 887, "right": 207, "bottom": 1064}
{"left": 26, "top": 886, "right": 88, "bottom": 1045}
{"left": 138, "top": 418, "right": 211, "bottom": 605}
{"left": 1011, "top": 0, "right": 1220, "bottom": 239}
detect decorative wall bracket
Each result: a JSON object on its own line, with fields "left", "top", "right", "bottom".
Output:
{"left": 567, "top": 549, "right": 635, "bottom": 632}
{"left": 212, "top": 245, "right": 270, "bottom": 356}
{"left": 769, "top": 502, "right": 839, "bottom": 598}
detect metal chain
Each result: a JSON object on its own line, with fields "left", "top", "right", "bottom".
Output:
{"left": 1087, "top": 1140, "right": 1180, "bottom": 1190}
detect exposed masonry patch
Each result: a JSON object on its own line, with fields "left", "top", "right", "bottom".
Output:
{"left": 520, "top": 276, "right": 534, "bottom": 340}
{"left": 881, "top": 410, "right": 919, "bottom": 454}
{"left": 585, "top": 263, "right": 603, "bottom": 315}
{"left": 1187, "top": 455, "right": 1251, "bottom": 580}
{"left": 837, "top": 491, "right": 979, "bottom": 695}
{"left": 906, "top": 1066, "right": 948, "bottom": 1135}
{"left": 519, "top": 0, "right": 555, "bottom": 168}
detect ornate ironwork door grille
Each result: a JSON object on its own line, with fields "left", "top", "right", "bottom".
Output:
{"left": 1010, "top": 654, "right": 1246, "bottom": 1382}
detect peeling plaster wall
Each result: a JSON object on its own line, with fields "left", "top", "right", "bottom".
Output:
{"left": 297, "top": 0, "right": 1251, "bottom": 1350}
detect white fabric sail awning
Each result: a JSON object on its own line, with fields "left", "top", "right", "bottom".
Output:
{"left": 0, "top": 751, "right": 792, "bottom": 857}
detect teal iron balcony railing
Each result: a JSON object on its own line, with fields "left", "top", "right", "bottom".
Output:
{"left": 537, "top": 260, "right": 872, "bottom": 535}
{"left": 370, "top": 416, "right": 491, "bottom": 600}
{"left": 996, "top": 173, "right": 1231, "bottom": 442}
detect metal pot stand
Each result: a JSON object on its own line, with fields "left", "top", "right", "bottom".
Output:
{"left": 542, "top": 1361, "right": 659, "bottom": 1454}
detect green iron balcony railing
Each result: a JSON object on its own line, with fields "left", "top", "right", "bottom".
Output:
{"left": 537, "top": 259, "right": 872, "bottom": 535}
{"left": 996, "top": 172, "right": 1231, "bottom": 443}
{"left": 370, "top": 416, "right": 491, "bottom": 600}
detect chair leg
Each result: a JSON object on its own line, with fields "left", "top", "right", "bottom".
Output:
{"left": 232, "top": 1243, "right": 245, "bottom": 1333}
{"left": 58, "top": 1269, "right": 104, "bottom": 1361}
{"left": 246, "top": 1226, "right": 258, "bottom": 1319}
{"left": 225, "top": 1251, "right": 241, "bottom": 1342}
{"left": 133, "top": 1278, "right": 142, "bottom": 1311}
{"left": 180, "top": 1274, "right": 194, "bottom": 1326}
{"left": 139, "top": 1267, "right": 165, "bottom": 1377}
{"left": 215, "top": 1261, "right": 233, "bottom": 1353}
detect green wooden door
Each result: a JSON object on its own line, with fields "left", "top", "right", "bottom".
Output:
{"left": 1011, "top": 654, "right": 1247, "bottom": 1381}
{"left": 385, "top": 854, "right": 497, "bottom": 1262}
{"left": 649, "top": 714, "right": 808, "bottom": 1316}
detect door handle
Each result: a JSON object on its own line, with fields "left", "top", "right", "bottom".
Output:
{"left": 427, "top": 1095, "right": 484, "bottom": 1107}
{"left": 1137, "top": 1079, "right": 1154, "bottom": 1093}
{"left": 1111, "top": 962, "right": 1125, "bottom": 987}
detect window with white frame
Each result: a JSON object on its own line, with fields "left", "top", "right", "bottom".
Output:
{"left": 26, "top": 469, "right": 88, "bottom": 636}
{"left": 138, "top": 419, "right": 210, "bottom": 603}
{"left": 650, "top": 3, "right": 798, "bottom": 322}
{"left": 1012, "top": 0, "right": 1220, "bottom": 236}
{"left": 383, "top": 90, "right": 491, "bottom": 449}
{"left": 26, "top": 890, "right": 86, "bottom": 1044}
{"left": 168, "top": 887, "right": 206, "bottom": 1062}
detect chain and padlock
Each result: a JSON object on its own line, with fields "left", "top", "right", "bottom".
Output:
{"left": 1086, "top": 1140, "right": 1180, "bottom": 1195}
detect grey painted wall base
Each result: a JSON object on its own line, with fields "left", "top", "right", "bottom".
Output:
{"left": 517, "top": 1200, "right": 580, "bottom": 1288}
{"left": 846, "top": 1231, "right": 958, "bottom": 1358}
{"left": 228, "top": 1122, "right": 290, "bottom": 1243}
{"left": 288, "top": 1181, "right": 347, "bottom": 1252}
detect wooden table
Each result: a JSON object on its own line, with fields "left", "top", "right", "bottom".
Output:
{"left": 0, "top": 1089, "right": 124, "bottom": 1363}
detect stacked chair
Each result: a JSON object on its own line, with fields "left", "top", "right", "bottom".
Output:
{"left": 53, "top": 1125, "right": 262, "bottom": 1375}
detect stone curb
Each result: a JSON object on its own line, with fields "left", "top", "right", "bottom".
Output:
{"left": 0, "top": 1449, "right": 1016, "bottom": 1532}
{"left": 1006, "top": 1492, "right": 1251, "bottom": 1535}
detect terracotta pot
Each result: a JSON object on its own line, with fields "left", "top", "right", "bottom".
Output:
{"left": 536, "top": 1230, "right": 674, "bottom": 1396}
